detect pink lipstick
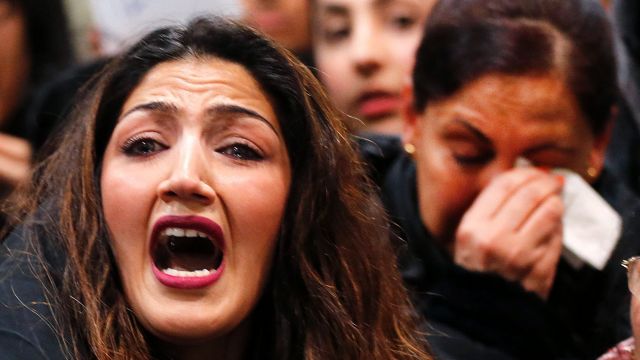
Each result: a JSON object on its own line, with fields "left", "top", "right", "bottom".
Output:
{"left": 150, "top": 215, "right": 225, "bottom": 289}
{"left": 358, "top": 91, "right": 401, "bottom": 119}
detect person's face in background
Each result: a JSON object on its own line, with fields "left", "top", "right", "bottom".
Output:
{"left": 632, "top": 293, "right": 640, "bottom": 357}
{"left": 0, "top": 0, "right": 29, "bottom": 127}
{"left": 313, "top": 0, "right": 435, "bottom": 134}
{"left": 241, "top": 0, "right": 311, "bottom": 54}
{"left": 404, "top": 73, "right": 610, "bottom": 243}
{"left": 628, "top": 257, "right": 640, "bottom": 356}
{"left": 100, "top": 58, "right": 291, "bottom": 356}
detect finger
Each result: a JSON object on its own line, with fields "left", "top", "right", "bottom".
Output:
{"left": 465, "top": 167, "right": 547, "bottom": 224}
{"left": 489, "top": 195, "right": 562, "bottom": 279}
{"left": 490, "top": 229, "right": 555, "bottom": 283}
{"left": 520, "top": 227, "right": 563, "bottom": 299}
{"left": 0, "top": 154, "right": 31, "bottom": 186}
{"left": 517, "top": 193, "right": 564, "bottom": 241}
{"left": 455, "top": 168, "right": 558, "bottom": 273}
{"left": 0, "top": 133, "right": 31, "bottom": 160}
{"left": 487, "top": 240, "right": 545, "bottom": 282}
{"left": 492, "top": 173, "right": 563, "bottom": 232}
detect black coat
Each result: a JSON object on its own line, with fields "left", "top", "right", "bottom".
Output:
{"left": 360, "top": 134, "right": 640, "bottom": 360}
{"left": 0, "top": 223, "right": 68, "bottom": 360}
{"left": 605, "top": 0, "right": 640, "bottom": 195}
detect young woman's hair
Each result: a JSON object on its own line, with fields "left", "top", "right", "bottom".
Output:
{"left": 412, "top": 0, "right": 616, "bottom": 135}
{"left": 5, "top": 16, "right": 430, "bottom": 360}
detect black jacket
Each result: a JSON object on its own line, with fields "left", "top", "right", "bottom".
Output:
{"left": 0, "top": 223, "right": 68, "bottom": 360}
{"left": 360, "top": 134, "right": 640, "bottom": 360}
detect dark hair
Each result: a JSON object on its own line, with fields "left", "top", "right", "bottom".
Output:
{"left": 412, "top": 0, "right": 616, "bottom": 135}
{"left": 12, "top": 0, "right": 74, "bottom": 87}
{"left": 7, "top": 16, "right": 430, "bottom": 359}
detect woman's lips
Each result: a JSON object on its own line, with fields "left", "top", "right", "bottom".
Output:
{"left": 150, "top": 215, "right": 225, "bottom": 289}
{"left": 249, "top": 11, "right": 288, "bottom": 33}
{"left": 357, "top": 92, "right": 401, "bottom": 120}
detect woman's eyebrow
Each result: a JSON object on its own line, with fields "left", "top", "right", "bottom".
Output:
{"left": 321, "top": 3, "right": 348, "bottom": 16}
{"left": 118, "top": 101, "right": 280, "bottom": 137}
{"left": 451, "top": 119, "right": 493, "bottom": 146}
{"left": 120, "top": 101, "right": 178, "bottom": 119}
{"left": 206, "top": 104, "right": 279, "bottom": 137}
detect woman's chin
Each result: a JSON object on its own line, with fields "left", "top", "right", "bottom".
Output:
{"left": 146, "top": 318, "right": 231, "bottom": 345}
{"left": 138, "top": 305, "right": 240, "bottom": 344}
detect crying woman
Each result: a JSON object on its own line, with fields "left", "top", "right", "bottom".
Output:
{"left": 0, "top": 17, "right": 431, "bottom": 360}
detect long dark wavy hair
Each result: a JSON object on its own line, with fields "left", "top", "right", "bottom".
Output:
{"left": 4, "top": 16, "right": 431, "bottom": 359}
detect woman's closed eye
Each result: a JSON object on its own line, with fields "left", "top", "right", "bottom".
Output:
{"left": 217, "top": 142, "right": 264, "bottom": 161}
{"left": 451, "top": 145, "right": 495, "bottom": 167}
{"left": 453, "top": 152, "right": 494, "bottom": 167}
{"left": 121, "top": 136, "right": 168, "bottom": 157}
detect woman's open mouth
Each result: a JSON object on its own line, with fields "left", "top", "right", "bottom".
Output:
{"left": 150, "top": 216, "right": 225, "bottom": 289}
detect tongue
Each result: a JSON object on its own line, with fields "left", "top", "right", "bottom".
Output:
{"left": 162, "top": 236, "right": 221, "bottom": 272}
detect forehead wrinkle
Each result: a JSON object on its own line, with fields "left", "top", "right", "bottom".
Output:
{"left": 205, "top": 103, "right": 280, "bottom": 138}
{"left": 119, "top": 101, "right": 179, "bottom": 123}
{"left": 461, "top": 75, "right": 573, "bottom": 122}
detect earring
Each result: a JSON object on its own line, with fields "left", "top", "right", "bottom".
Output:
{"left": 404, "top": 143, "right": 416, "bottom": 155}
{"left": 587, "top": 166, "right": 598, "bottom": 179}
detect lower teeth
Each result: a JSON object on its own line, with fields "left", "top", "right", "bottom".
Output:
{"left": 162, "top": 268, "right": 214, "bottom": 277}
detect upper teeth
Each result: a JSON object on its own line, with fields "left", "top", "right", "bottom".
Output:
{"left": 162, "top": 227, "right": 210, "bottom": 238}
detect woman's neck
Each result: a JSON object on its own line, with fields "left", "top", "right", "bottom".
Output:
{"left": 155, "top": 320, "right": 251, "bottom": 360}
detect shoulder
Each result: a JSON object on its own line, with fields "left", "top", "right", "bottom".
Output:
{"left": 355, "top": 133, "right": 417, "bottom": 222}
{"left": 595, "top": 168, "right": 640, "bottom": 261}
{"left": 0, "top": 226, "right": 68, "bottom": 360}
{"left": 597, "top": 168, "right": 640, "bottom": 262}
{"left": 597, "top": 167, "right": 640, "bottom": 220}
{"left": 355, "top": 133, "right": 404, "bottom": 186}
{"left": 0, "top": 329, "right": 51, "bottom": 360}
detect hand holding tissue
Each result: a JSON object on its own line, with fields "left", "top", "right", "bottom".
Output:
{"left": 454, "top": 166, "right": 564, "bottom": 299}
{"left": 516, "top": 157, "right": 622, "bottom": 270}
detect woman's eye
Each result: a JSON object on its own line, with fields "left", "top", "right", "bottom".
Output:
{"left": 453, "top": 152, "right": 494, "bottom": 167}
{"left": 323, "top": 26, "right": 350, "bottom": 43}
{"left": 218, "top": 143, "right": 263, "bottom": 161}
{"left": 121, "top": 137, "right": 167, "bottom": 157}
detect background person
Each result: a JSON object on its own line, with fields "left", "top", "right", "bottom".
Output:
{"left": 604, "top": 0, "right": 640, "bottom": 195}
{"left": 27, "top": 0, "right": 244, "bottom": 158}
{"left": 312, "top": 0, "right": 435, "bottom": 134}
{"left": 597, "top": 256, "right": 640, "bottom": 359}
{"left": 362, "top": 0, "right": 640, "bottom": 358}
{"left": 0, "top": 0, "right": 73, "bottom": 200}
{"left": 0, "top": 17, "right": 431, "bottom": 360}
{"left": 240, "top": 0, "right": 313, "bottom": 66}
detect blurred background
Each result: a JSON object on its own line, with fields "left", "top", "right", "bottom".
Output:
{"left": 66, "top": 0, "right": 242, "bottom": 59}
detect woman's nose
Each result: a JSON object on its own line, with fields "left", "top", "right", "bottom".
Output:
{"left": 157, "top": 141, "right": 216, "bottom": 205}
{"left": 352, "top": 22, "right": 384, "bottom": 77}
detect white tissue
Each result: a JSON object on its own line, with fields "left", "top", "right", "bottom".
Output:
{"left": 515, "top": 158, "right": 621, "bottom": 270}
{"left": 554, "top": 169, "right": 621, "bottom": 270}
